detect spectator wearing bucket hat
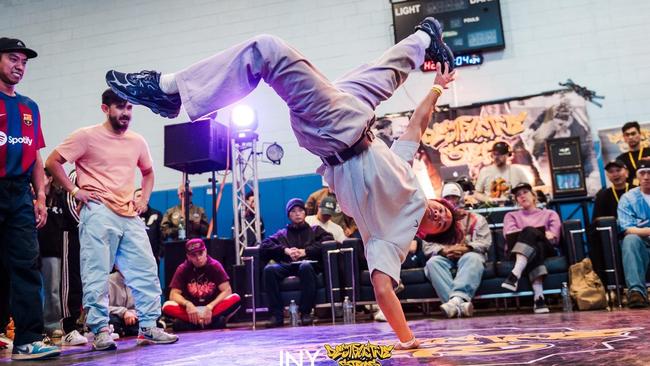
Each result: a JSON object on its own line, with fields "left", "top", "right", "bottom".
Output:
{"left": 260, "top": 198, "right": 334, "bottom": 327}
{"left": 306, "top": 196, "right": 347, "bottom": 243}
{"left": 474, "top": 141, "right": 530, "bottom": 204}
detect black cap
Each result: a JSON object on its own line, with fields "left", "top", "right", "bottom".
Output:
{"left": 491, "top": 141, "right": 510, "bottom": 155}
{"left": 0, "top": 38, "right": 37, "bottom": 58}
{"left": 604, "top": 159, "right": 626, "bottom": 171}
{"left": 637, "top": 159, "right": 650, "bottom": 173}
{"left": 285, "top": 198, "right": 305, "bottom": 216}
{"left": 511, "top": 182, "right": 533, "bottom": 195}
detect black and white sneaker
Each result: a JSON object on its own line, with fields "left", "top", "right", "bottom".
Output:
{"left": 105, "top": 70, "right": 181, "bottom": 118}
{"left": 533, "top": 297, "right": 550, "bottom": 314}
{"left": 501, "top": 272, "right": 519, "bottom": 292}
{"left": 415, "top": 17, "right": 455, "bottom": 71}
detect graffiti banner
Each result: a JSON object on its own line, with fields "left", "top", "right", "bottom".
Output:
{"left": 375, "top": 90, "right": 600, "bottom": 196}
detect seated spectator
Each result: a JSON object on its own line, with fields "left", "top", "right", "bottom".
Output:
{"left": 161, "top": 185, "right": 209, "bottom": 241}
{"left": 305, "top": 196, "right": 347, "bottom": 243}
{"left": 261, "top": 198, "right": 334, "bottom": 327}
{"left": 108, "top": 270, "right": 139, "bottom": 337}
{"left": 589, "top": 160, "right": 633, "bottom": 280}
{"left": 306, "top": 185, "right": 359, "bottom": 238}
{"left": 616, "top": 161, "right": 650, "bottom": 308}
{"left": 232, "top": 191, "right": 265, "bottom": 246}
{"left": 162, "top": 239, "right": 241, "bottom": 330}
{"left": 423, "top": 183, "right": 492, "bottom": 318}
{"left": 501, "top": 183, "right": 561, "bottom": 314}
{"left": 473, "top": 142, "right": 530, "bottom": 204}
{"left": 134, "top": 188, "right": 163, "bottom": 264}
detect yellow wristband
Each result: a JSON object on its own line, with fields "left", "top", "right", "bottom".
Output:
{"left": 71, "top": 187, "right": 80, "bottom": 197}
{"left": 431, "top": 85, "right": 443, "bottom": 96}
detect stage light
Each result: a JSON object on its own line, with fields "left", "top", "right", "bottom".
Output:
{"left": 265, "top": 142, "right": 284, "bottom": 165}
{"left": 231, "top": 104, "right": 258, "bottom": 131}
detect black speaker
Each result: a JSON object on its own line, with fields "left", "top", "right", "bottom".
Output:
{"left": 164, "top": 119, "right": 231, "bottom": 174}
{"left": 547, "top": 137, "right": 581, "bottom": 168}
{"left": 546, "top": 137, "right": 587, "bottom": 197}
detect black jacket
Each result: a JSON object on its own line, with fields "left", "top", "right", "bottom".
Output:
{"left": 260, "top": 222, "right": 334, "bottom": 266}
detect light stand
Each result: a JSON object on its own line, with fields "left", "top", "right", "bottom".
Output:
{"left": 231, "top": 131, "right": 262, "bottom": 265}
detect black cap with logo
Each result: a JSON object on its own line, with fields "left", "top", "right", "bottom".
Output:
{"left": 511, "top": 182, "right": 533, "bottom": 195}
{"left": 0, "top": 38, "right": 37, "bottom": 58}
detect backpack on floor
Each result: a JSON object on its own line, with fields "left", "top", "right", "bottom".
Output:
{"left": 568, "top": 258, "right": 607, "bottom": 310}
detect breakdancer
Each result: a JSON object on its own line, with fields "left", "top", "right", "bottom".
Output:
{"left": 106, "top": 17, "right": 455, "bottom": 349}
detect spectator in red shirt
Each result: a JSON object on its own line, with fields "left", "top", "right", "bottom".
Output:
{"left": 162, "top": 239, "right": 241, "bottom": 330}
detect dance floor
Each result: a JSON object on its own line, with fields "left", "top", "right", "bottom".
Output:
{"left": 2, "top": 309, "right": 649, "bottom": 365}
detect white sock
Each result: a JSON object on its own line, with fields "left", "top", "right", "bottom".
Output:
{"left": 414, "top": 30, "right": 431, "bottom": 49}
{"left": 511, "top": 254, "right": 528, "bottom": 279}
{"left": 532, "top": 279, "right": 544, "bottom": 299}
{"left": 159, "top": 73, "right": 179, "bottom": 94}
{"left": 448, "top": 296, "right": 464, "bottom": 306}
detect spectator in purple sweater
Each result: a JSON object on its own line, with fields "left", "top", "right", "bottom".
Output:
{"left": 501, "top": 183, "right": 561, "bottom": 314}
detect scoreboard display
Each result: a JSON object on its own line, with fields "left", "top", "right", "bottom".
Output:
{"left": 392, "top": 0, "right": 505, "bottom": 55}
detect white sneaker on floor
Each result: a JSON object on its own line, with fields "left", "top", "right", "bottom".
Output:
{"left": 439, "top": 301, "right": 459, "bottom": 318}
{"left": 108, "top": 324, "right": 120, "bottom": 340}
{"left": 373, "top": 309, "right": 387, "bottom": 322}
{"left": 93, "top": 330, "right": 117, "bottom": 351}
{"left": 62, "top": 330, "right": 88, "bottom": 346}
{"left": 460, "top": 301, "right": 474, "bottom": 317}
{"left": 136, "top": 327, "right": 178, "bottom": 345}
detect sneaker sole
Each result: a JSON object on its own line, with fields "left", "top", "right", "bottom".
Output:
{"left": 420, "top": 18, "right": 455, "bottom": 70}
{"left": 136, "top": 336, "right": 179, "bottom": 346}
{"left": 105, "top": 71, "right": 179, "bottom": 119}
{"left": 62, "top": 339, "right": 88, "bottom": 346}
{"left": 93, "top": 342, "right": 117, "bottom": 351}
{"left": 534, "top": 308, "right": 550, "bottom": 314}
{"left": 501, "top": 282, "right": 517, "bottom": 292}
{"left": 439, "top": 304, "right": 457, "bottom": 318}
{"left": 11, "top": 349, "right": 61, "bottom": 360}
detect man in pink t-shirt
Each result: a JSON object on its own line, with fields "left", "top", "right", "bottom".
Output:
{"left": 45, "top": 89, "right": 178, "bottom": 351}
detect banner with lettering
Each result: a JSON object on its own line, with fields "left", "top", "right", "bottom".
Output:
{"left": 374, "top": 90, "right": 600, "bottom": 197}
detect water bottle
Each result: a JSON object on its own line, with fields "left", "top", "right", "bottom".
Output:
{"left": 343, "top": 296, "right": 354, "bottom": 324}
{"left": 561, "top": 282, "right": 573, "bottom": 312}
{"left": 178, "top": 220, "right": 186, "bottom": 240}
{"left": 289, "top": 300, "right": 299, "bottom": 327}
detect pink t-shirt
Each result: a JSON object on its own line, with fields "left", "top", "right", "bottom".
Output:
{"left": 56, "top": 124, "right": 153, "bottom": 217}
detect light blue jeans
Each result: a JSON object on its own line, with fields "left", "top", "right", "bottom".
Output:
{"left": 621, "top": 234, "right": 650, "bottom": 298}
{"left": 79, "top": 202, "right": 161, "bottom": 334}
{"left": 424, "top": 252, "right": 485, "bottom": 303}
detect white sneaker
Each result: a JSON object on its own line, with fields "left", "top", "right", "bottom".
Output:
{"left": 62, "top": 330, "right": 88, "bottom": 346}
{"left": 459, "top": 301, "right": 474, "bottom": 317}
{"left": 439, "top": 301, "right": 459, "bottom": 318}
{"left": 108, "top": 324, "right": 120, "bottom": 340}
{"left": 373, "top": 309, "right": 387, "bottom": 322}
{"left": 92, "top": 330, "right": 117, "bottom": 351}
